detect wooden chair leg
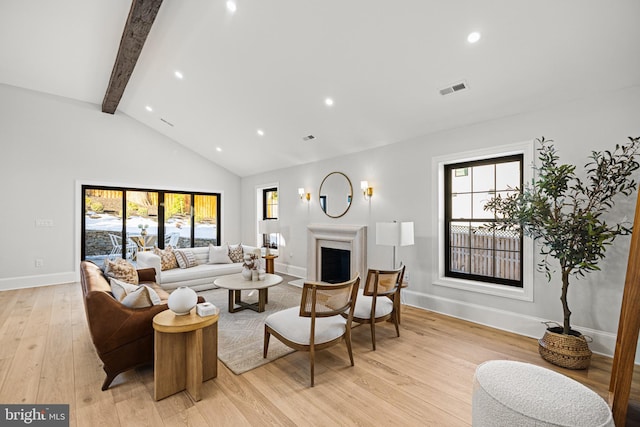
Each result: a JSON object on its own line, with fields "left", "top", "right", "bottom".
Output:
{"left": 263, "top": 327, "right": 270, "bottom": 358}
{"left": 370, "top": 321, "right": 377, "bottom": 351}
{"left": 309, "top": 347, "right": 315, "bottom": 387}
{"left": 345, "top": 330, "right": 354, "bottom": 366}
{"left": 393, "top": 310, "right": 400, "bottom": 337}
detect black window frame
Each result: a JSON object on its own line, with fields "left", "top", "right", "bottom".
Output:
{"left": 444, "top": 154, "right": 524, "bottom": 287}
{"left": 262, "top": 187, "right": 278, "bottom": 248}
{"left": 81, "top": 185, "right": 221, "bottom": 260}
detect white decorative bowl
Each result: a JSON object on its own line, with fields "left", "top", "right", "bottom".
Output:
{"left": 168, "top": 286, "right": 198, "bottom": 315}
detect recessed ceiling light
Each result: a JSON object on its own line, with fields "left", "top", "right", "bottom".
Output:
{"left": 257, "top": 129, "right": 265, "bottom": 136}
{"left": 226, "top": 1, "right": 237, "bottom": 14}
{"left": 145, "top": 105, "right": 153, "bottom": 112}
{"left": 324, "top": 97, "right": 334, "bottom": 107}
{"left": 174, "top": 70, "right": 183, "bottom": 79}
{"left": 467, "top": 32, "right": 481, "bottom": 43}
{"left": 216, "top": 147, "right": 222, "bottom": 152}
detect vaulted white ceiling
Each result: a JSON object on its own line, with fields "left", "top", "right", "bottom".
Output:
{"left": 1, "top": 0, "right": 639, "bottom": 177}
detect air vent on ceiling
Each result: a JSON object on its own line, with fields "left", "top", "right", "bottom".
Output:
{"left": 160, "top": 117, "right": 174, "bottom": 127}
{"left": 439, "top": 81, "right": 468, "bottom": 96}
{"left": 302, "top": 135, "right": 316, "bottom": 141}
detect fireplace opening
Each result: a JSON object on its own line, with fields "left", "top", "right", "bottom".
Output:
{"left": 321, "top": 247, "right": 350, "bottom": 284}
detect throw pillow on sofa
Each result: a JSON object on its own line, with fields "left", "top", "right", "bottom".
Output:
{"left": 174, "top": 248, "right": 198, "bottom": 269}
{"left": 154, "top": 246, "right": 178, "bottom": 270}
{"left": 109, "top": 278, "right": 162, "bottom": 308}
{"left": 228, "top": 243, "right": 243, "bottom": 263}
{"left": 209, "top": 243, "right": 232, "bottom": 264}
{"left": 104, "top": 258, "right": 139, "bottom": 285}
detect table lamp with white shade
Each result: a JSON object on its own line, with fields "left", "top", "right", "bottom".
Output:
{"left": 258, "top": 219, "right": 280, "bottom": 255}
{"left": 376, "top": 221, "right": 414, "bottom": 269}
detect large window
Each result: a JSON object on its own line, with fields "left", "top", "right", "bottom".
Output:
{"left": 444, "top": 155, "right": 523, "bottom": 287}
{"left": 82, "top": 185, "right": 220, "bottom": 263}
{"left": 262, "top": 187, "right": 278, "bottom": 249}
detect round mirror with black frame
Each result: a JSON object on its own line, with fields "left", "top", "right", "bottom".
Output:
{"left": 319, "top": 171, "right": 353, "bottom": 218}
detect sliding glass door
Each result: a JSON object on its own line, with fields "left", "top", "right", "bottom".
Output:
{"left": 126, "top": 190, "right": 159, "bottom": 253}
{"left": 164, "top": 192, "right": 191, "bottom": 249}
{"left": 194, "top": 194, "right": 218, "bottom": 247}
{"left": 82, "top": 185, "right": 220, "bottom": 265}
{"left": 83, "top": 189, "right": 127, "bottom": 262}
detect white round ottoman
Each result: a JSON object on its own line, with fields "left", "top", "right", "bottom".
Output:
{"left": 472, "top": 360, "right": 613, "bottom": 427}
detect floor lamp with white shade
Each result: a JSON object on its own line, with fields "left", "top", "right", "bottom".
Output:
{"left": 376, "top": 221, "right": 415, "bottom": 269}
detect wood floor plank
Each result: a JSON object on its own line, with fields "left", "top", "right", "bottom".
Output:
{"left": 37, "top": 284, "right": 75, "bottom": 404}
{"left": 76, "top": 398, "right": 122, "bottom": 427}
{"left": 243, "top": 358, "right": 356, "bottom": 426}
{"left": 0, "top": 288, "right": 36, "bottom": 359}
{"left": 21, "top": 285, "right": 54, "bottom": 339}
{"left": 1, "top": 283, "right": 640, "bottom": 426}
{"left": 210, "top": 363, "right": 296, "bottom": 426}
{"left": 163, "top": 405, "right": 209, "bottom": 427}
{"left": 0, "top": 334, "right": 46, "bottom": 403}
{"left": 115, "top": 384, "right": 165, "bottom": 427}
{"left": 194, "top": 379, "right": 254, "bottom": 426}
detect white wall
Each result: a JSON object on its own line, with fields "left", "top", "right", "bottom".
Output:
{"left": 0, "top": 84, "right": 241, "bottom": 289}
{"left": 241, "top": 86, "right": 640, "bottom": 359}
{"left": 3, "top": 80, "right": 639, "bottom": 359}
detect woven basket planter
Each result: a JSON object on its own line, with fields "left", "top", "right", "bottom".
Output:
{"left": 538, "top": 326, "right": 592, "bottom": 370}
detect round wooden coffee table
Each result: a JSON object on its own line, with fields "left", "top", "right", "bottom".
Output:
{"left": 214, "top": 273, "right": 283, "bottom": 313}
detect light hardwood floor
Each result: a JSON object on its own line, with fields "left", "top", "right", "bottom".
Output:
{"left": 1, "top": 282, "right": 640, "bottom": 426}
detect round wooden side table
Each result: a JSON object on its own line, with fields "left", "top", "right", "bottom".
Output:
{"left": 152, "top": 308, "right": 219, "bottom": 401}
{"left": 262, "top": 254, "right": 278, "bottom": 274}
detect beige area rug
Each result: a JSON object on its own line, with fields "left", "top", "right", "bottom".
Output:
{"left": 198, "top": 274, "right": 302, "bottom": 375}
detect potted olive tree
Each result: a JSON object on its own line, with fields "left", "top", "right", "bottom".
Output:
{"left": 485, "top": 136, "right": 640, "bottom": 369}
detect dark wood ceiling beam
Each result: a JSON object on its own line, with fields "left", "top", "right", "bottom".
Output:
{"left": 102, "top": 0, "right": 163, "bottom": 114}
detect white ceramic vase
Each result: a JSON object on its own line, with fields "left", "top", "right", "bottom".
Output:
{"left": 242, "top": 267, "right": 253, "bottom": 281}
{"left": 168, "top": 286, "right": 197, "bottom": 315}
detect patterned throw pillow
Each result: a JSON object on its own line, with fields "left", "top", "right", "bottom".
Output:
{"left": 104, "top": 258, "right": 138, "bottom": 285}
{"left": 174, "top": 249, "right": 198, "bottom": 269}
{"left": 228, "top": 243, "right": 243, "bottom": 263}
{"left": 154, "top": 246, "right": 178, "bottom": 271}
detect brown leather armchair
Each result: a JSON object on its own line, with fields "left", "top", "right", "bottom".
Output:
{"left": 79, "top": 260, "right": 203, "bottom": 390}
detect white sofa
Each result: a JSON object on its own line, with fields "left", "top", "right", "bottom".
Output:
{"left": 137, "top": 245, "right": 259, "bottom": 291}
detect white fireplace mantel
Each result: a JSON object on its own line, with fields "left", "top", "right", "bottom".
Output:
{"left": 306, "top": 224, "right": 367, "bottom": 282}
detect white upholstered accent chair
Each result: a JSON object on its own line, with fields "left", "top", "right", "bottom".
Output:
{"left": 263, "top": 275, "right": 360, "bottom": 387}
{"left": 352, "top": 265, "right": 405, "bottom": 350}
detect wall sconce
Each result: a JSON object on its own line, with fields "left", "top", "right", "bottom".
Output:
{"left": 298, "top": 187, "right": 311, "bottom": 201}
{"left": 361, "top": 181, "right": 373, "bottom": 200}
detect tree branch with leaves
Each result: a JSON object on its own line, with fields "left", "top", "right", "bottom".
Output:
{"left": 485, "top": 136, "right": 640, "bottom": 335}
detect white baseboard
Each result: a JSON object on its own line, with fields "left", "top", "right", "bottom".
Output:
{"left": 275, "top": 263, "right": 305, "bottom": 279}
{"left": 0, "top": 271, "right": 76, "bottom": 291}
{"left": 403, "top": 289, "right": 640, "bottom": 364}
{"left": 288, "top": 279, "right": 304, "bottom": 288}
